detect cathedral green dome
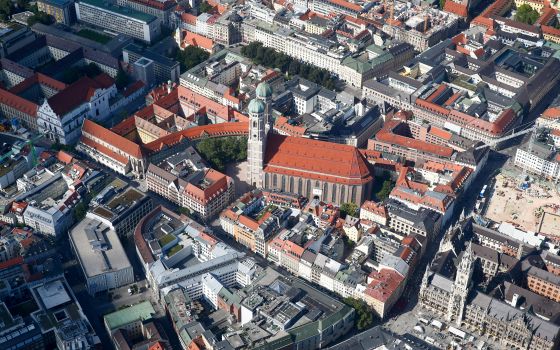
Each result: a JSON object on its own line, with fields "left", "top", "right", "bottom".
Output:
{"left": 255, "top": 82, "right": 273, "bottom": 99}
{"left": 248, "top": 99, "right": 265, "bottom": 114}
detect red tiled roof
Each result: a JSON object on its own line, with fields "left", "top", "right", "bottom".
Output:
{"left": 541, "top": 107, "right": 560, "bottom": 120}
{"left": 365, "top": 268, "right": 405, "bottom": 302}
{"left": 142, "top": 122, "right": 248, "bottom": 153}
{"left": 57, "top": 150, "right": 74, "bottom": 164}
{"left": 48, "top": 74, "right": 114, "bottom": 116}
{"left": 11, "top": 201, "right": 28, "bottom": 214}
{"left": 543, "top": 25, "right": 560, "bottom": 37}
{"left": 238, "top": 215, "right": 259, "bottom": 231}
{"left": 282, "top": 240, "right": 305, "bottom": 258}
{"left": 325, "top": 0, "right": 361, "bottom": 11}
{"left": 181, "top": 12, "right": 198, "bottom": 25}
{"left": 264, "top": 134, "right": 372, "bottom": 185}
{"left": 0, "top": 87, "right": 38, "bottom": 116}
{"left": 0, "top": 256, "right": 23, "bottom": 270}
{"left": 183, "top": 31, "right": 215, "bottom": 51}
{"left": 375, "top": 120, "right": 454, "bottom": 157}
{"left": 466, "top": 108, "right": 516, "bottom": 136}
{"left": 428, "top": 126, "right": 452, "bottom": 140}
{"left": 148, "top": 342, "right": 165, "bottom": 350}
{"left": 9, "top": 73, "right": 66, "bottom": 95}
{"left": 126, "top": 0, "right": 175, "bottom": 10}
{"left": 177, "top": 86, "right": 232, "bottom": 121}
{"left": 361, "top": 200, "right": 388, "bottom": 217}
{"left": 536, "top": 7, "right": 556, "bottom": 25}
{"left": 274, "top": 116, "right": 306, "bottom": 137}
{"left": 123, "top": 80, "right": 145, "bottom": 97}
{"left": 82, "top": 119, "right": 143, "bottom": 159}
{"left": 444, "top": 1, "right": 468, "bottom": 17}
{"left": 183, "top": 169, "right": 232, "bottom": 205}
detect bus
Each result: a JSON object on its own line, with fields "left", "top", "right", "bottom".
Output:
{"left": 479, "top": 185, "right": 488, "bottom": 199}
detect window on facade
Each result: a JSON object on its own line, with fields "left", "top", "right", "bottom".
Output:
{"left": 281, "top": 176, "right": 286, "bottom": 191}
{"left": 340, "top": 186, "right": 346, "bottom": 202}
{"left": 323, "top": 182, "right": 328, "bottom": 201}
{"left": 306, "top": 179, "right": 311, "bottom": 197}
{"left": 289, "top": 177, "right": 294, "bottom": 193}
{"left": 332, "top": 184, "right": 337, "bottom": 202}
{"left": 298, "top": 178, "right": 303, "bottom": 194}
{"left": 273, "top": 174, "right": 277, "bottom": 187}
{"left": 351, "top": 186, "right": 357, "bottom": 203}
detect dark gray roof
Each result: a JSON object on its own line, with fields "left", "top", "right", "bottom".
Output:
{"left": 504, "top": 281, "right": 560, "bottom": 321}
{"left": 124, "top": 43, "right": 179, "bottom": 68}
{"left": 472, "top": 242, "right": 499, "bottom": 264}
{"left": 386, "top": 199, "right": 440, "bottom": 235}
{"left": 326, "top": 326, "right": 438, "bottom": 350}
{"left": 527, "top": 266, "right": 560, "bottom": 285}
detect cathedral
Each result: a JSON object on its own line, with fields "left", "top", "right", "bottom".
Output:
{"left": 246, "top": 82, "right": 374, "bottom": 205}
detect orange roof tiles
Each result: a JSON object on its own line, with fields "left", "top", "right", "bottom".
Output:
{"left": 274, "top": 116, "right": 306, "bottom": 137}
{"left": 365, "top": 269, "right": 405, "bottom": 302}
{"left": 183, "top": 31, "right": 215, "bottom": 51}
{"left": 264, "top": 134, "right": 372, "bottom": 185}
{"left": 82, "top": 119, "right": 143, "bottom": 159}
{"left": 0, "top": 87, "right": 38, "bottom": 116}
{"left": 142, "top": 122, "right": 248, "bottom": 153}
{"left": 0, "top": 256, "right": 23, "bottom": 270}
{"left": 57, "top": 150, "right": 74, "bottom": 164}
{"left": 537, "top": 7, "right": 556, "bottom": 25}
{"left": 238, "top": 215, "right": 259, "bottom": 231}
{"left": 9, "top": 73, "right": 66, "bottom": 95}
{"left": 543, "top": 25, "right": 560, "bottom": 37}
{"left": 361, "top": 200, "right": 388, "bottom": 217}
{"left": 282, "top": 240, "right": 305, "bottom": 258}
{"left": 79, "top": 137, "right": 125, "bottom": 164}
{"left": 541, "top": 107, "right": 560, "bottom": 120}
{"left": 325, "top": 0, "right": 361, "bottom": 12}
{"left": 375, "top": 120, "right": 454, "bottom": 157}
{"left": 183, "top": 169, "right": 231, "bottom": 205}
{"left": 181, "top": 12, "right": 198, "bottom": 25}
{"left": 444, "top": 1, "right": 468, "bottom": 17}
{"left": 428, "top": 126, "right": 452, "bottom": 140}
{"left": 415, "top": 98, "right": 451, "bottom": 116}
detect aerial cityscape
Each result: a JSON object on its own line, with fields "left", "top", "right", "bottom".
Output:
{"left": 1, "top": 0, "right": 560, "bottom": 349}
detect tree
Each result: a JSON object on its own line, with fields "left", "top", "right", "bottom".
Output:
{"left": 73, "top": 201, "right": 87, "bottom": 221}
{"left": 515, "top": 4, "right": 540, "bottom": 25}
{"left": 343, "top": 297, "right": 375, "bottom": 330}
{"left": 115, "top": 68, "right": 131, "bottom": 90}
{"left": 176, "top": 45, "right": 209, "bottom": 72}
{"left": 60, "top": 63, "right": 102, "bottom": 84}
{"left": 198, "top": 1, "right": 213, "bottom": 13}
{"left": 196, "top": 136, "right": 247, "bottom": 171}
{"left": 27, "top": 10, "right": 54, "bottom": 25}
{"left": 0, "top": 0, "right": 14, "bottom": 21}
{"left": 340, "top": 202, "right": 359, "bottom": 219}
{"left": 288, "top": 60, "right": 300, "bottom": 76}
{"left": 439, "top": 0, "right": 445, "bottom": 10}
{"left": 372, "top": 172, "right": 395, "bottom": 201}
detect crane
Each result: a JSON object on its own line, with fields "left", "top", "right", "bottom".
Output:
{"left": 0, "top": 134, "right": 44, "bottom": 165}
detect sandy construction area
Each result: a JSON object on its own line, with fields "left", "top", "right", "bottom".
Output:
{"left": 485, "top": 174, "right": 560, "bottom": 232}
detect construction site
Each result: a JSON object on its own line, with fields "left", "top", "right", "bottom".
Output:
{"left": 485, "top": 172, "right": 560, "bottom": 233}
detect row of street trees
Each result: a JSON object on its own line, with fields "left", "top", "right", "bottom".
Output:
{"left": 241, "top": 42, "right": 338, "bottom": 91}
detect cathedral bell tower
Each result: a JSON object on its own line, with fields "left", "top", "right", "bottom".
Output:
{"left": 247, "top": 82, "right": 273, "bottom": 189}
